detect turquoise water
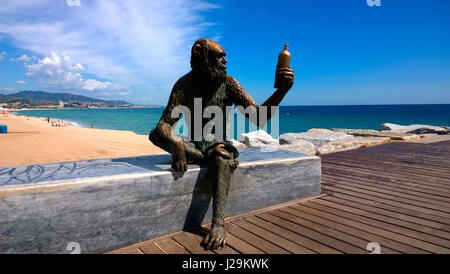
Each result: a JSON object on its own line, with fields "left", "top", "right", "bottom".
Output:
{"left": 15, "top": 105, "right": 450, "bottom": 137}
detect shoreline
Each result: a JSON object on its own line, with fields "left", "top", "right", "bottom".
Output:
{"left": 11, "top": 106, "right": 164, "bottom": 111}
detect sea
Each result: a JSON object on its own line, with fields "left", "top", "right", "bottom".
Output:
{"left": 14, "top": 104, "right": 450, "bottom": 138}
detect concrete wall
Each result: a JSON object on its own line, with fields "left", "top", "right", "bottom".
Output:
{"left": 0, "top": 147, "right": 321, "bottom": 253}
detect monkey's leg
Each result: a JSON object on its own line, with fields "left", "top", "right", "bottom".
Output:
{"left": 202, "top": 153, "right": 233, "bottom": 250}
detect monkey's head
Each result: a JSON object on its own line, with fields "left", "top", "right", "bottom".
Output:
{"left": 190, "top": 38, "right": 228, "bottom": 83}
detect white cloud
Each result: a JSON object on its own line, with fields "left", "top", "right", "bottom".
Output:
{"left": 0, "top": 0, "right": 219, "bottom": 103}
{"left": 66, "top": 0, "right": 81, "bottom": 7}
{"left": 25, "top": 51, "right": 128, "bottom": 93}
{"left": 118, "top": 91, "right": 132, "bottom": 96}
{"left": 11, "top": 54, "right": 32, "bottom": 62}
{"left": 0, "top": 51, "right": 6, "bottom": 61}
{"left": 0, "top": 86, "right": 16, "bottom": 93}
{"left": 16, "top": 80, "right": 26, "bottom": 84}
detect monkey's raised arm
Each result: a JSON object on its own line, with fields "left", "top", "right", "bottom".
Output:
{"left": 226, "top": 74, "right": 292, "bottom": 128}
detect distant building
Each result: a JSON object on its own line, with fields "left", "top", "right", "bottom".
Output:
{"left": 58, "top": 100, "right": 64, "bottom": 108}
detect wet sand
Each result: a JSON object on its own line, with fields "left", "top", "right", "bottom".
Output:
{"left": 0, "top": 112, "right": 165, "bottom": 166}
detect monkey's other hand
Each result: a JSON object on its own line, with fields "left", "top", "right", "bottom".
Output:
{"left": 171, "top": 143, "right": 188, "bottom": 172}
{"left": 275, "top": 67, "right": 294, "bottom": 91}
{"left": 201, "top": 226, "right": 227, "bottom": 250}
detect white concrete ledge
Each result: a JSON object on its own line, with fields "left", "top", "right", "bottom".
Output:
{"left": 0, "top": 147, "right": 321, "bottom": 254}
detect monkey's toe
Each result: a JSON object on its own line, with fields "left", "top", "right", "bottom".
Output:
{"left": 201, "top": 227, "right": 227, "bottom": 250}
{"left": 230, "top": 159, "right": 239, "bottom": 169}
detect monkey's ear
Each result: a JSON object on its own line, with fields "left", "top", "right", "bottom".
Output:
{"left": 193, "top": 43, "right": 209, "bottom": 63}
{"left": 193, "top": 44, "right": 203, "bottom": 56}
{"left": 192, "top": 44, "right": 202, "bottom": 56}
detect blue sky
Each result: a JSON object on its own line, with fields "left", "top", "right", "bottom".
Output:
{"left": 0, "top": 0, "right": 449, "bottom": 105}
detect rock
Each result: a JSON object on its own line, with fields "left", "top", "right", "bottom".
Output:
{"left": 307, "top": 128, "right": 332, "bottom": 133}
{"left": 331, "top": 128, "right": 421, "bottom": 140}
{"left": 279, "top": 132, "right": 352, "bottom": 147}
{"left": 230, "top": 139, "right": 247, "bottom": 148}
{"left": 279, "top": 139, "right": 316, "bottom": 155}
{"left": 332, "top": 128, "right": 379, "bottom": 133}
{"left": 240, "top": 130, "right": 278, "bottom": 147}
{"left": 380, "top": 123, "right": 449, "bottom": 135}
{"left": 318, "top": 137, "right": 390, "bottom": 155}
{"left": 396, "top": 134, "right": 422, "bottom": 140}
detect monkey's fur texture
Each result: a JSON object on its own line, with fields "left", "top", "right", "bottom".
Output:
{"left": 149, "top": 39, "right": 294, "bottom": 249}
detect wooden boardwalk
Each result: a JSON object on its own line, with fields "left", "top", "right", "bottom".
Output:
{"left": 108, "top": 140, "right": 450, "bottom": 254}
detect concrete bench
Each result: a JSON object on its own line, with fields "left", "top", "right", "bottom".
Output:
{"left": 0, "top": 148, "right": 321, "bottom": 254}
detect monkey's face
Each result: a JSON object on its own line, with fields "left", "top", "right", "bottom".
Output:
{"left": 208, "top": 41, "right": 227, "bottom": 73}
{"left": 205, "top": 41, "right": 227, "bottom": 83}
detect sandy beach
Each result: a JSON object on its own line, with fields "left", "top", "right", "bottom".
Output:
{"left": 0, "top": 112, "right": 165, "bottom": 166}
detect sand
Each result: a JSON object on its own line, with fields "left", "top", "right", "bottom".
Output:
{"left": 0, "top": 112, "right": 165, "bottom": 166}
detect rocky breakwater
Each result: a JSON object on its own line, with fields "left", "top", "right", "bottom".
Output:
{"left": 233, "top": 129, "right": 389, "bottom": 155}
{"left": 231, "top": 123, "right": 448, "bottom": 156}
{"left": 234, "top": 130, "right": 316, "bottom": 155}
{"left": 379, "top": 123, "right": 450, "bottom": 135}
{"left": 278, "top": 129, "right": 390, "bottom": 155}
{"left": 331, "top": 128, "right": 421, "bottom": 141}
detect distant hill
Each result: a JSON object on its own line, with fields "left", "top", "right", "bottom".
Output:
{"left": 2, "top": 90, "right": 130, "bottom": 105}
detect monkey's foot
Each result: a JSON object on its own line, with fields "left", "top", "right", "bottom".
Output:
{"left": 201, "top": 226, "right": 227, "bottom": 250}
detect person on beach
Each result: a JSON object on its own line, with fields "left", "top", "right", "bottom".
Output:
{"left": 149, "top": 38, "right": 294, "bottom": 250}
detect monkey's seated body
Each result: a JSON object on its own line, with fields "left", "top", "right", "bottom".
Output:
{"left": 149, "top": 39, "right": 293, "bottom": 250}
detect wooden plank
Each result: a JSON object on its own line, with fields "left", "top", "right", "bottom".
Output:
{"left": 322, "top": 185, "right": 450, "bottom": 220}
{"left": 295, "top": 203, "right": 450, "bottom": 253}
{"left": 220, "top": 229, "right": 264, "bottom": 254}
{"left": 323, "top": 158, "right": 450, "bottom": 181}
{"left": 225, "top": 222, "right": 290, "bottom": 254}
{"left": 322, "top": 172, "right": 450, "bottom": 199}
{"left": 251, "top": 213, "right": 344, "bottom": 254}
{"left": 324, "top": 154, "right": 450, "bottom": 179}
{"left": 267, "top": 210, "right": 368, "bottom": 254}
{"left": 322, "top": 164, "right": 450, "bottom": 190}
{"left": 322, "top": 182, "right": 450, "bottom": 216}
{"left": 322, "top": 175, "right": 450, "bottom": 205}
{"left": 289, "top": 205, "right": 431, "bottom": 254}
{"left": 283, "top": 205, "right": 424, "bottom": 254}
{"left": 309, "top": 198, "right": 450, "bottom": 247}
{"left": 323, "top": 166, "right": 450, "bottom": 193}
{"left": 322, "top": 160, "right": 450, "bottom": 186}
{"left": 255, "top": 212, "right": 343, "bottom": 254}
{"left": 232, "top": 218, "right": 315, "bottom": 254}
{"left": 243, "top": 216, "right": 317, "bottom": 254}
{"left": 323, "top": 154, "right": 450, "bottom": 179}
{"left": 325, "top": 149, "right": 450, "bottom": 166}
{"left": 153, "top": 238, "right": 188, "bottom": 254}
{"left": 325, "top": 190, "right": 450, "bottom": 226}
{"left": 347, "top": 140, "right": 450, "bottom": 151}
{"left": 266, "top": 207, "right": 400, "bottom": 254}
{"left": 322, "top": 177, "right": 450, "bottom": 207}
{"left": 345, "top": 153, "right": 450, "bottom": 168}
{"left": 347, "top": 142, "right": 450, "bottom": 156}
{"left": 321, "top": 195, "right": 450, "bottom": 232}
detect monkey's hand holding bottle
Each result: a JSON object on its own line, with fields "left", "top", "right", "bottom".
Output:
{"left": 274, "top": 44, "right": 294, "bottom": 91}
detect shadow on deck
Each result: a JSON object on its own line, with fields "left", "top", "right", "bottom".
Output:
{"left": 107, "top": 140, "right": 450, "bottom": 254}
